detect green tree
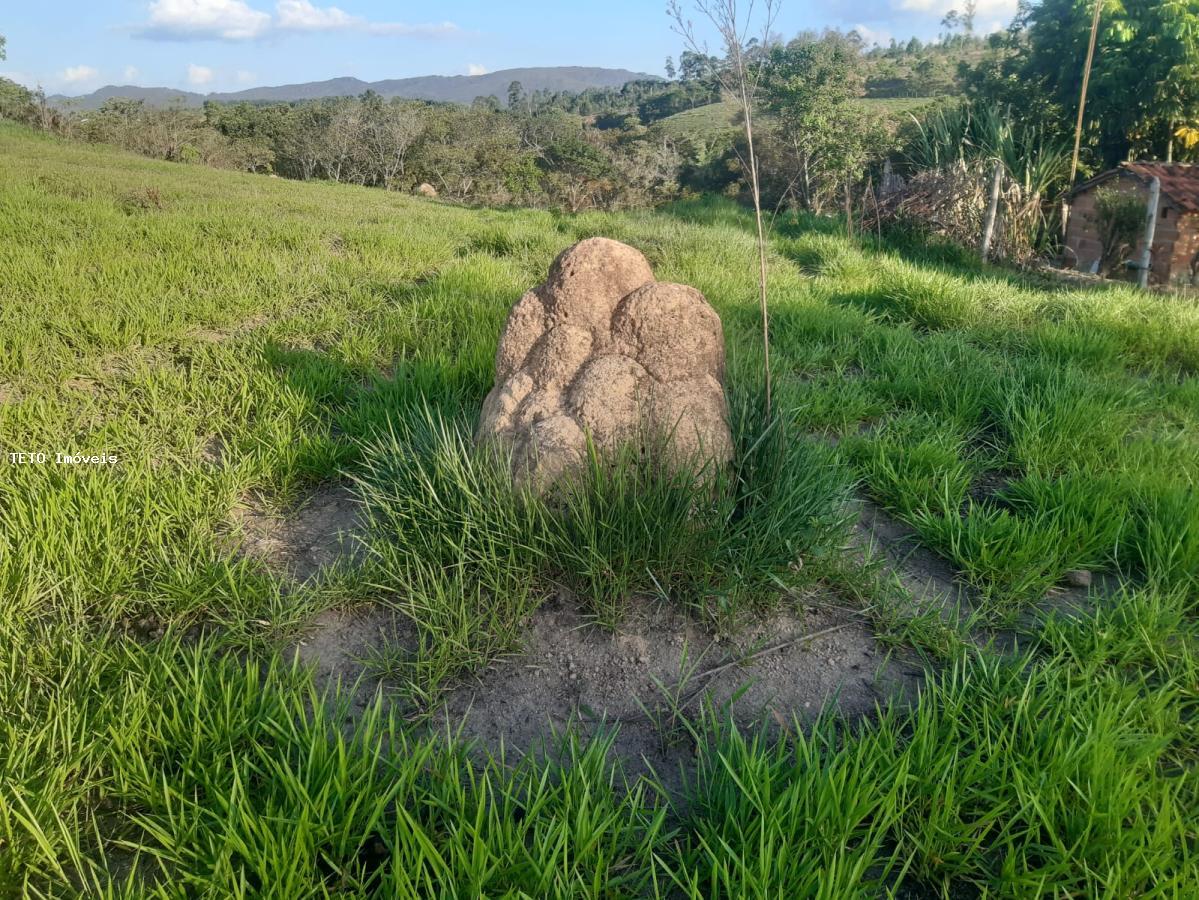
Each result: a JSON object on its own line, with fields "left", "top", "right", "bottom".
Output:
{"left": 762, "top": 31, "right": 871, "bottom": 213}
{"left": 941, "top": 10, "right": 961, "bottom": 39}
{"left": 1020, "top": 0, "right": 1199, "bottom": 168}
{"left": 678, "top": 49, "right": 720, "bottom": 82}
{"left": 507, "top": 80, "right": 525, "bottom": 111}
{"left": 941, "top": 1, "right": 977, "bottom": 42}
{"left": 0, "top": 32, "right": 29, "bottom": 122}
{"left": 961, "top": 1, "right": 978, "bottom": 35}
{"left": 541, "top": 129, "right": 613, "bottom": 210}
{"left": 0, "top": 77, "right": 33, "bottom": 122}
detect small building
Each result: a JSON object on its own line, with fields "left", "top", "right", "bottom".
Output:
{"left": 1065, "top": 162, "right": 1199, "bottom": 287}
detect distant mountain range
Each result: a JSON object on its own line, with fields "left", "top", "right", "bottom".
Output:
{"left": 50, "top": 66, "right": 658, "bottom": 110}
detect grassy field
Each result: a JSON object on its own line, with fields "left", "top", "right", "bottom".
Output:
{"left": 1, "top": 122, "right": 1197, "bottom": 896}
{"left": 654, "top": 97, "right": 935, "bottom": 141}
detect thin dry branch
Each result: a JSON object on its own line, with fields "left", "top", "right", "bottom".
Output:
{"left": 669, "top": 0, "right": 780, "bottom": 418}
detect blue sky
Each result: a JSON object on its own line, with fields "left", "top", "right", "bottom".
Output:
{"left": 1, "top": 1, "right": 1020, "bottom": 94}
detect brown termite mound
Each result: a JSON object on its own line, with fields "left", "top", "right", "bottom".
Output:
{"left": 476, "top": 237, "right": 734, "bottom": 487}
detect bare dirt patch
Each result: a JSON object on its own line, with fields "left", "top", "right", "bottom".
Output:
{"left": 61, "top": 375, "right": 104, "bottom": 396}
{"left": 199, "top": 434, "right": 226, "bottom": 467}
{"left": 853, "top": 499, "right": 970, "bottom": 617}
{"left": 186, "top": 313, "right": 270, "bottom": 344}
{"left": 434, "top": 590, "right": 919, "bottom": 784}
{"left": 853, "top": 497, "right": 1121, "bottom": 647}
{"left": 966, "top": 469, "right": 1017, "bottom": 506}
{"left": 290, "top": 589, "right": 922, "bottom": 787}
{"left": 230, "top": 483, "right": 366, "bottom": 583}
{"left": 188, "top": 328, "right": 237, "bottom": 344}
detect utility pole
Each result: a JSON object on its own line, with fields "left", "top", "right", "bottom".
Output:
{"left": 1138, "top": 177, "right": 1161, "bottom": 289}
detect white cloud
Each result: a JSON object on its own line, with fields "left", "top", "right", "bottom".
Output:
{"left": 275, "top": 0, "right": 357, "bottom": 31}
{"left": 124, "top": 65, "right": 141, "bottom": 82}
{"left": 187, "top": 63, "right": 215, "bottom": 85}
{"left": 466, "top": 63, "right": 488, "bottom": 76}
{"left": 140, "top": 0, "right": 272, "bottom": 40}
{"left": 136, "top": 0, "right": 461, "bottom": 42}
{"left": 60, "top": 65, "right": 100, "bottom": 84}
{"left": 366, "top": 20, "right": 461, "bottom": 38}
{"left": 853, "top": 23, "right": 892, "bottom": 48}
{"left": 236, "top": 69, "right": 256, "bottom": 83}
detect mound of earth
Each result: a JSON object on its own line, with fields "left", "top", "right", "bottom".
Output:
{"left": 476, "top": 237, "right": 734, "bottom": 488}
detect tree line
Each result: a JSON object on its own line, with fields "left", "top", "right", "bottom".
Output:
{"left": 2, "top": 0, "right": 1196, "bottom": 228}
{"left": 0, "top": 87, "right": 697, "bottom": 211}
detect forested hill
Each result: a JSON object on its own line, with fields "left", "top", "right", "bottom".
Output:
{"left": 51, "top": 66, "right": 658, "bottom": 110}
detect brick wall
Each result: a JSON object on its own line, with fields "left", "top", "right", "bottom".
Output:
{"left": 1065, "top": 173, "right": 1184, "bottom": 285}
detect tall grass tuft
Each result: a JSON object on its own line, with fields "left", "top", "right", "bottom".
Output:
{"left": 906, "top": 102, "right": 1070, "bottom": 203}
{"left": 551, "top": 387, "right": 854, "bottom": 625}
{"left": 900, "top": 101, "right": 1072, "bottom": 258}
{"left": 354, "top": 395, "right": 854, "bottom": 695}
{"left": 354, "top": 405, "right": 549, "bottom": 705}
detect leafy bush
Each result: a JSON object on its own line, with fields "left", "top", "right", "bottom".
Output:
{"left": 1091, "top": 185, "right": 1145, "bottom": 276}
{"left": 893, "top": 102, "right": 1071, "bottom": 259}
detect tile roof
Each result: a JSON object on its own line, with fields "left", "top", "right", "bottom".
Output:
{"left": 1123, "top": 162, "right": 1199, "bottom": 212}
{"left": 1072, "top": 162, "right": 1199, "bottom": 212}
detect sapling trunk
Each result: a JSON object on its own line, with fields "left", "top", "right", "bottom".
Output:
{"left": 670, "top": 0, "right": 779, "bottom": 420}
{"left": 740, "top": 73, "right": 772, "bottom": 419}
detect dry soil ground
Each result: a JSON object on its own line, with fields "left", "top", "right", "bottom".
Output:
{"left": 236, "top": 482, "right": 935, "bottom": 785}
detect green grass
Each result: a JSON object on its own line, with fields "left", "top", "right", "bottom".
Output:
{"left": 356, "top": 395, "right": 851, "bottom": 677}
{"left": 653, "top": 101, "right": 741, "bottom": 142}
{"left": 1, "top": 123, "right": 1197, "bottom": 895}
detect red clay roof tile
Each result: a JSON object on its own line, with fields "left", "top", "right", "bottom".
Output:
{"left": 1122, "top": 162, "right": 1199, "bottom": 212}
{"left": 1072, "top": 162, "right": 1199, "bottom": 212}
